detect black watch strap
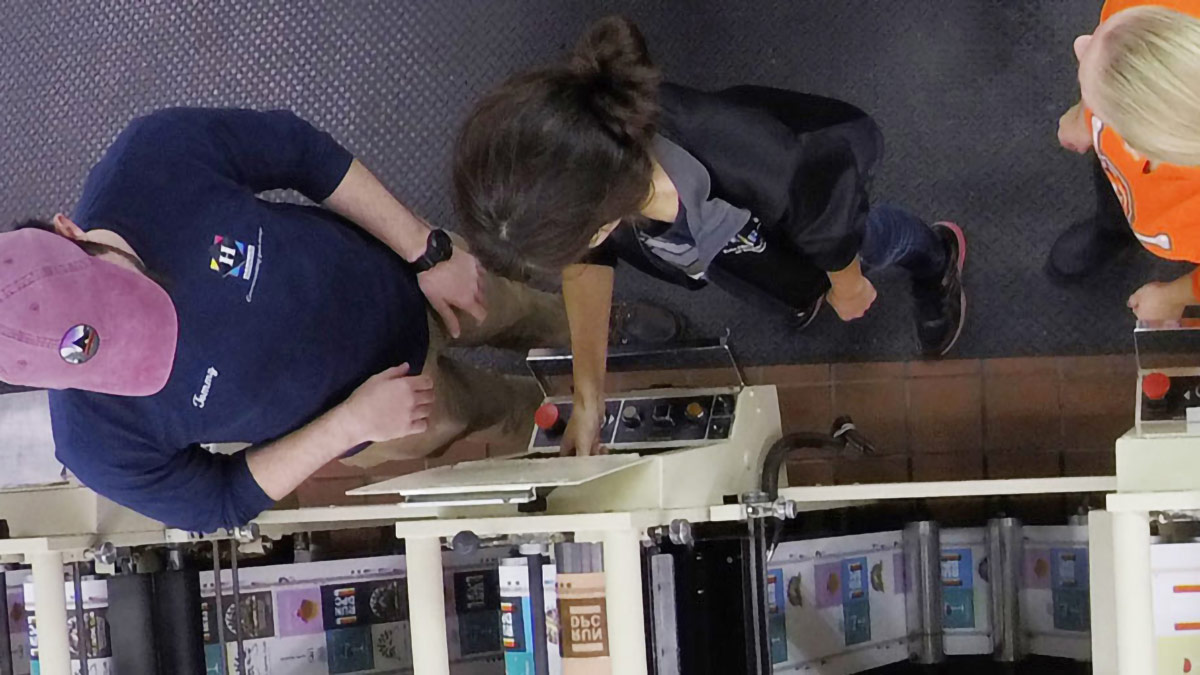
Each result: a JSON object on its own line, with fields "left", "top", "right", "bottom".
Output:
{"left": 412, "top": 229, "right": 453, "bottom": 273}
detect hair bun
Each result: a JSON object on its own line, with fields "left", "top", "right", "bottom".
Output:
{"left": 569, "top": 16, "right": 661, "bottom": 145}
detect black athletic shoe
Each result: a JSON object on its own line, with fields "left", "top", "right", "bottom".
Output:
{"left": 791, "top": 294, "right": 824, "bottom": 332}
{"left": 913, "top": 221, "right": 966, "bottom": 358}
{"left": 1046, "top": 217, "right": 1135, "bottom": 282}
{"left": 610, "top": 301, "right": 686, "bottom": 345}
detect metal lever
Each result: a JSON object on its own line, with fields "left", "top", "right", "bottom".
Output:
{"left": 230, "top": 539, "right": 246, "bottom": 674}
{"left": 211, "top": 541, "right": 227, "bottom": 675}
{"left": 210, "top": 539, "right": 246, "bottom": 674}
{"left": 71, "top": 562, "right": 88, "bottom": 675}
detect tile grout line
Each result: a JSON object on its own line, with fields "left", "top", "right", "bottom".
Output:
{"left": 903, "top": 367, "right": 914, "bottom": 480}
{"left": 980, "top": 359, "right": 991, "bottom": 478}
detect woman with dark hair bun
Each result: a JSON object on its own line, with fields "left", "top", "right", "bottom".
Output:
{"left": 454, "top": 16, "right": 966, "bottom": 455}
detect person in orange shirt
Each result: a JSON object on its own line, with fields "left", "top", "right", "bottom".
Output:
{"left": 1051, "top": 0, "right": 1200, "bottom": 320}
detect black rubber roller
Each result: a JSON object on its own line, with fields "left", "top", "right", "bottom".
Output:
{"left": 0, "top": 571, "right": 13, "bottom": 675}
{"left": 107, "top": 574, "right": 159, "bottom": 674}
{"left": 153, "top": 570, "right": 206, "bottom": 674}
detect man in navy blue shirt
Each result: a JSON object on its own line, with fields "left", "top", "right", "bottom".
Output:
{"left": 0, "top": 108, "right": 568, "bottom": 532}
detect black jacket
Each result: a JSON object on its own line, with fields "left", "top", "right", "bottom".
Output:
{"left": 599, "top": 83, "right": 883, "bottom": 305}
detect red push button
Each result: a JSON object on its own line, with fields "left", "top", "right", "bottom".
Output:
{"left": 535, "top": 403, "right": 563, "bottom": 431}
{"left": 1143, "top": 372, "right": 1171, "bottom": 401}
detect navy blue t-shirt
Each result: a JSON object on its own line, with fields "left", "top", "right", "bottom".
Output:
{"left": 47, "top": 108, "right": 429, "bottom": 532}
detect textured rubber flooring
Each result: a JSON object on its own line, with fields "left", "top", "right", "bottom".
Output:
{"left": 0, "top": 0, "right": 1181, "bottom": 374}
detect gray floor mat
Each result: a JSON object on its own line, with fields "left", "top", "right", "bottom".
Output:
{"left": 0, "top": 0, "right": 1174, "bottom": 373}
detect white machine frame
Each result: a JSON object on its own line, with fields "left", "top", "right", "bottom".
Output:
{"left": 0, "top": 383, "right": 1125, "bottom": 675}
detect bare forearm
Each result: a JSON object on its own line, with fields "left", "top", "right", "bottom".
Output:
{"left": 1167, "top": 273, "right": 1198, "bottom": 306}
{"left": 827, "top": 257, "right": 866, "bottom": 289}
{"left": 324, "top": 159, "right": 430, "bottom": 262}
{"left": 246, "top": 406, "right": 357, "bottom": 500}
{"left": 563, "top": 264, "right": 615, "bottom": 401}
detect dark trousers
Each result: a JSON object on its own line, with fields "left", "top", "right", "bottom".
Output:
{"left": 707, "top": 203, "right": 945, "bottom": 316}
{"left": 860, "top": 204, "right": 946, "bottom": 280}
{"left": 1081, "top": 158, "right": 1134, "bottom": 240}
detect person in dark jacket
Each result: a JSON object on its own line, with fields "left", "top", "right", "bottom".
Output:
{"left": 453, "top": 16, "right": 967, "bottom": 455}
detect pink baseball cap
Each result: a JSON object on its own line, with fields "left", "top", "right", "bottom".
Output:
{"left": 0, "top": 228, "right": 178, "bottom": 396}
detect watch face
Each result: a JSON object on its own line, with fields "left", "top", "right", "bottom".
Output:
{"left": 430, "top": 229, "right": 452, "bottom": 262}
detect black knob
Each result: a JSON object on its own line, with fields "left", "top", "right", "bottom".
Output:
{"left": 652, "top": 403, "right": 674, "bottom": 427}
{"left": 621, "top": 405, "right": 642, "bottom": 428}
{"left": 713, "top": 395, "right": 734, "bottom": 416}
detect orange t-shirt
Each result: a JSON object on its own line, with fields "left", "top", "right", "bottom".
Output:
{"left": 1086, "top": 0, "right": 1200, "bottom": 275}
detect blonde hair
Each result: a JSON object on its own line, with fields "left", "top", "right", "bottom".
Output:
{"left": 1091, "top": 6, "right": 1200, "bottom": 167}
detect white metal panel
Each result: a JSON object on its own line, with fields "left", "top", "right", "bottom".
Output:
{"left": 1112, "top": 511, "right": 1156, "bottom": 674}
{"left": 351, "top": 456, "right": 649, "bottom": 497}
{"left": 1117, "top": 431, "right": 1200, "bottom": 493}
{"left": 779, "top": 476, "right": 1115, "bottom": 503}
{"left": 1089, "top": 511, "right": 1119, "bottom": 675}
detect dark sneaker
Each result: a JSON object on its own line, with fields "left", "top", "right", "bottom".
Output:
{"left": 610, "top": 301, "right": 685, "bottom": 345}
{"left": 1046, "top": 217, "right": 1135, "bottom": 282}
{"left": 791, "top": 293, "right": 824, "bottom": 332}
{"left": 913, "top": 221, "right": 966, "bottom": 358}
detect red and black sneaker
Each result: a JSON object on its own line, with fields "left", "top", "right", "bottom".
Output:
{"left": 913, "top": 221, "right": 967, "bottom": 358}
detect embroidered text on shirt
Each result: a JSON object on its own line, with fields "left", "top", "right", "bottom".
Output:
{"left": 192, "top": 367, "right": 219, "bottom": 409}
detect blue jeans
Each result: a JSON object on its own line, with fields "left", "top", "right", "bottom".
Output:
{"left": 860, "top": 204, "right": 946, "bottom": 281}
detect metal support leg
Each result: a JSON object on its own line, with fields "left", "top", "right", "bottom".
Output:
{"left": 1112, "top": 511, "right": 1155, "bottom": 674}
{"left": 71, "top": 562, "right": 88, "bottom": 675}
{"left": 903, "top": 521, "right": 944, "bottom": 664}
{"left": 1088, "top": 511, "right": 1119, "bottom": 675}
{"left": 211, "top": 541, "right": 227, "bottom": 675}
{"left": 230, "top": 542, "right": 245, "bottom": 675}
{"left": 603, "top": 530, "right": 649, "bottom": 675}
{"left": 522, "top": 547, "right": 550, "bottom": 675}
{"left": 406, "top": 537, "right": 450, "bottom": 675}
{"left": 987, "top": 517, "right": 1024, "bottom": 663}
{"left": 0, "top": 570, "right": 12, "bottom": 675}
{"left": 31, "top": 552, "right": 69, "bottom": 675}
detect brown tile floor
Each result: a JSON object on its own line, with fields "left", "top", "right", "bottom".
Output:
{"left": 778, "top": 355, "right": 1133, "bottom": 486}
{"left": 293, "top": 354, "right": 1134, "bottom": 506}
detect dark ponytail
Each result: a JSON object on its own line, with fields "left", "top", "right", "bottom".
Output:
{"left": 568, "top": 16, "right": 661, "bottom": 147}
{"left": 453, "top": 16, "right": 661, "bottom": 281}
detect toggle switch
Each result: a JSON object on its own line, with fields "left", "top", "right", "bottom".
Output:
{"left": 652, "top": 403, "right": 674, "bottom": 427}
{"left": 621, "top": 405, "right": 642, "bottom": 429}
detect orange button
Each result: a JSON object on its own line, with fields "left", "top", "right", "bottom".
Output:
{"left": 535, "top": 403, "right": 561, "bottom": 430}
{"left": 1143, "top": 372, "right": 1171, "bottom": 401}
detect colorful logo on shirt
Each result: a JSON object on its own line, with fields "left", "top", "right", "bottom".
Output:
{"left": 208, "top": 235, "right": 257, "bottom": 281}
{"left": 1092, "top": 115, "right": 1137, "bottom": 228}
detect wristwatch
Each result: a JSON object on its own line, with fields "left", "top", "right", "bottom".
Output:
{"left": 412, "top": 229, "right": 453, "bottom": 272}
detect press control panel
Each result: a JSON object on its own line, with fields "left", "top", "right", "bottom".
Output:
{"left": 530, "top": 388, "right": 738, "bottom": 453}
{"left": 1139, "top": 371, "right": 1200, "bottom": 423}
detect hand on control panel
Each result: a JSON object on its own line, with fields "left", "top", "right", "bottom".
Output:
{"left": 560, "top": 392, "right": 608, "bottom": 458}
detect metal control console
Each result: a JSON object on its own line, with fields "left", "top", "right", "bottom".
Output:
{"left": 529, "top": 388, "right": 738, "bottom": 453}
{"left": 1134, "top": 320, "right": 1200, "bottom": 435}
{"left": 1139, "top": 372, "right": 1200, "bottom": 424}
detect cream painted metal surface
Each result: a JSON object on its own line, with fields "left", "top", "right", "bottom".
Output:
{"left": 356, "top": 385, "right": 781, "bottom": 514}
{"left": 406, "top": 536, "right": 452, "bottom": 675}
{"left": 1112, "top": 511, "right": 1156, "bottom": 673}
{"left": 30, "top": 552, "right": 70, "bottom": 675}
{"left": 350, "top": 455, "right": 650, "bottom": 498}
{"left": 778, "top": 476, "right": 1116, "bottom": 503}
{"left": 1117, "top": 431, "right": 1200, "bottom": 493}
{"left": 1088, "top": 511, "right": 1119, "bottom": 674}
